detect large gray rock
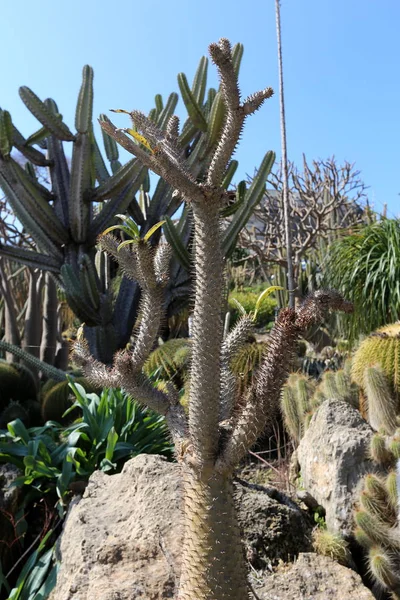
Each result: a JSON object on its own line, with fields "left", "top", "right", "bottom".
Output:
{"left": 50, "top": 455, "right": 183, "bottom": 600}
{"left": 50, "top": 455, "right": 313, "bottom": 599}
{"left": 255, "top": 552, "right": 375, "bottom": 600}
{"left": 297, "top": 399, "right": 377, "bottom": 537}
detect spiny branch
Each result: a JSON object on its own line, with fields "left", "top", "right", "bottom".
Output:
{"left": 216, "top": 290, "right": 353, "bottom": 472}
{"left": 207, "top": 39, "right": 273, "bottom": 187}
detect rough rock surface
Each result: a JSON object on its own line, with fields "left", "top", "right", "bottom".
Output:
{"left": 50, "top": 455, "right": 182, "bottom": 600}
{"left": 297, "top": 399, "right": 377, "bottom": 537}
{"left": 235, "top": 483, "right": 313, "bottom": 569}
{"left": 50, "top": 455, "right": 313, "bottom": 600}
{"left": 255, "top": 552, "right": 375, "bottom": 600}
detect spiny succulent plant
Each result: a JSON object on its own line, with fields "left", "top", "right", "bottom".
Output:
{"left": 315, "top": 368, "right": 359, "bottom": 408}
{"left": 354, "top": 470, "right": 400, "bottom": 599}
{"left": 352, "top": 322, "right": 400, "bottom": 400}
{"left": 71, "top": 38, "right": 352, "bottom": 599}
{"left": 363, "top": 365, "right": 398, "bottom": 435}
{"left": 280, "top": 367, "right": 360, "bottom": 445}
{"left": 1, "top": 51, "right": 262, "bottom": 365}
{"left": 144, "top": 338, "right": 191, "bottom": 379}
{"left": 312, "top": 527, "right": 350, "bottom": 566}
{"left": 230, "top": 340, "right": 266, "bottom": 396}
{"left": 280, "top": 373, "right": 317, "bottom": 444}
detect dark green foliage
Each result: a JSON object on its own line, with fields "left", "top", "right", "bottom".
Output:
{"left": 0, "top": 385, "right": 172, "bottom": 505}
{"left": 0, "top": 360, "right": 37, "bottom": 409}
{"left": 325, "top": 219, "right": 400, "bottom": 342}
{"left": 41, "top": 377, "right": 100, "bottom": 424}
{"left": 0, "top": 360, "right": 38, "bottom": 428}
{"left": 144, "top": 338, "right": 191, "bottom": 384}
{"left": 0, "top": 384, "right": 171, "bottom": 599}
{"left": 0, "top": 532, "right": 58, "bottom": 600}
{"left": 1, "top": 400, "right": 29, "bottom": 426}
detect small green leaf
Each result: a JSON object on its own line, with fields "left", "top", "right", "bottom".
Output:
{"left": 117, "top": 239, "right": 139, "bottom": 250}
{"left": 105, "top": 427, "right": 119, "bottom": 462}
{"left": 143, "top": 220, "right": 166, "bottom": 242}
{"left": 7, "top": 419, "right": 30, "bottom": 445}
{"left": 253, "top": 286, "right": 284, "bottom": 321}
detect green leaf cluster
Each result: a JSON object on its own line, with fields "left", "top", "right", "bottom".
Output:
{"left": 325, "top": 219, "right": 400, "bottom": 342}
{"left": 0, "top": 384, "right": 172, "bottom": 509}
{"left": 228, "top": 289, "right": 276, "bottom": 328}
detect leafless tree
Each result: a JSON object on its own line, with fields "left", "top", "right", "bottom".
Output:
{"left": 240, "top": 155, "right": 368, "bottom": 293}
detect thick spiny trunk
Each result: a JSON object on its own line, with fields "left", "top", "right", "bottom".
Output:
{"left": 178, "top": 466, "right": 249, "bottom": 600}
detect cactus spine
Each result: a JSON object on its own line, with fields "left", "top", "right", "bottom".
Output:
{"left": 364, "top": 365, "right": 398, "bottom": 434}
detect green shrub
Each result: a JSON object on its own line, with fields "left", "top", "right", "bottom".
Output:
{"left": 0, "top": 383, "right": 173, "bottom": 599}
{"left": 0, "top": 383, "right": 173, "bottom": 504}
{"left": 228, "top": 289, "right": 276, "bottom": 327}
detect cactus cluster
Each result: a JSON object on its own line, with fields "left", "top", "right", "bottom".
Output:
{"left": 354, "top": 470, "right": 400, "bottom": 598}
{"left": 280, "top": 373, "right": 317, "bottom": 444}
{"left": 281, "top": 367, "right": 359, "bottom": 445}
{"left": 0, "top": 48, "right": 271, "bottom": 366}
{"left": 352, "top": 322, "right": 400, "bottom": 398}
{"left": 353, "top": 365, "right": 400, "bottom": 600}
{"left": 350, "top": 323, "right": 400, "bottom": 432}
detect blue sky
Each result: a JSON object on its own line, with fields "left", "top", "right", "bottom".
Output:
{"left": 2, "top": 0, "right": 399, "bottom": 217}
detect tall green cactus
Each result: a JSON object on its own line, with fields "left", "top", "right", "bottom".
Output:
{"left": 281, "top": 368, "right": 359, "bottom": 445}
{"left": 72, "top": 39, "right": 353, "bottom": 599}
{"left": 0, "top": 51, "right": 268, "bottom": 364}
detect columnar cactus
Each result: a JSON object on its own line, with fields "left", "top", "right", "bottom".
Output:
{"left": 73, "top": 39, "right": 352, "bottom": 599}
{"left": 280, "top": 373, "right": 317, "bottom": 444}
{"left": 281, "top": 368, "right": 359, "bottom": 445}
{"left": 354, "top": 470, "right": 400, "bottom": 599}
{"left": 0, "top": 54, "right": 254, "bottom": 364}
